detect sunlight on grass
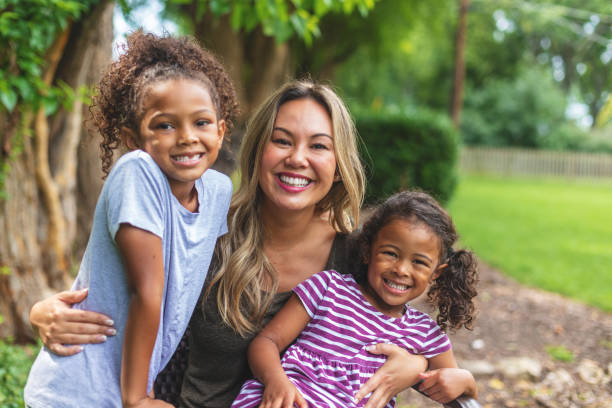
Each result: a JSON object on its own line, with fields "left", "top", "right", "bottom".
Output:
{"left": 448, "top": 174, "right": 612, "bottom": 312}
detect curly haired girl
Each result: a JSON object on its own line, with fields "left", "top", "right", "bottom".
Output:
{"left": 25, "top": 31, "right": 238, "bottom": 408}
{"left": 232, "top": 190, "right": 479, "bottom": 407}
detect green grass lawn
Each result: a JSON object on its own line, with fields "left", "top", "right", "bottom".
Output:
{"left": 447, "top": 173, "right": 612, "bottom": 312}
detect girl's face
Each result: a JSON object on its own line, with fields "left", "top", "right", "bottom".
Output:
{"left": 127, "top": 79, "right": 225, "bottom": 198}
{"left": 258, "top": 98, "right": 337, "bottom": 214}
{"left": 363, "top": 219, "right": 445, "bottom": 318}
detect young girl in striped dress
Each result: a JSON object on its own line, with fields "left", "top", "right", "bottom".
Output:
{"left": 231, "top": 191, "right": 479, "bottom": 407}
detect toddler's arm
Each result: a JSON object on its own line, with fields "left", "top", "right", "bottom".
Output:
{"left": 115, "top": 224, "right": 172, "bottom": 408}
{"left": 247, "top": 294, "right": 310, "bottom": 408}
{"left": 418, "top": 350, "right": 477, "bottom": 404}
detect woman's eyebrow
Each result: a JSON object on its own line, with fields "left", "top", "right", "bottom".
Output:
{"left": 273, "top": 126, "right": 332, "bottom": 139}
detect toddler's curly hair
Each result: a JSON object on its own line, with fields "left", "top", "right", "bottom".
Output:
{"left": 90, "top": 30, "right": 239, "bottom": 175}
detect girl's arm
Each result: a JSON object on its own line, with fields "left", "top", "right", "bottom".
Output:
{"left": 247, "top": 293, "right": 310, "bottom": 408}
{"left": 418, "top": 349, "right": 477, "bottom": 404}
{"left": 29, "top": 290, "right": 116, "bottom": 355}
{"left": 115, "top": 224, "right": 172, "bottom": 408}
{"left": 354, "top": 343, "right": 428, "bottom": 408}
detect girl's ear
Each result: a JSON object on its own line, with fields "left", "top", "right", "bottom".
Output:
{"left": 120, "top": 127, "right": 139, "bottom": 150}
{"left": 217, "top": 119, "right": 226, "bottom": 145}
{"left": 432, "top": 263, "right": 447, "bottom": 282}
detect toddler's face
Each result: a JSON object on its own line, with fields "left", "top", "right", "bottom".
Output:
{"left": 363, "top": 219, "right": 444, "bottom": 318}
{"left": 132, "top": 78, "right": 225, "bottom": 198}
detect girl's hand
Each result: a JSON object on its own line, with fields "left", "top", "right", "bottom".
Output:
{"left": 418, "top": 368, "right": 477, "bottom": 403}
{"left": 355, "top": 343, "right": 427, "bottom": 408}
{"left": 30, "top": 288, "right": 116, "bottom": 356}
{"left": 260, "top": 377, "right": 308, "bottom": 408}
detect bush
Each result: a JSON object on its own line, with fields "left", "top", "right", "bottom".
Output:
{"left": 0, "top": 339, "right": 37, "bottom": 408}
{"left": 356, "top": 107, "right": 459, "bottom": 204}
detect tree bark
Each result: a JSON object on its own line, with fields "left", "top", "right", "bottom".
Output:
{"left": 0, "top": 0, "right": 113, "bottom": 341}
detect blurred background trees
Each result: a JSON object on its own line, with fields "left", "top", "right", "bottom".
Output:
{"left": 0, "top": 0, "right": 610, "bottom": 339}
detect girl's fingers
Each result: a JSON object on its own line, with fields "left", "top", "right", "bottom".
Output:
{"left": 355, "top": 372, "right": 379, "bottom": 403}
{"left": 56, "top": 288, "right": 89, "bottom": 305}
{"left": 295, "top": 391, "right": 308, "bottom": 408}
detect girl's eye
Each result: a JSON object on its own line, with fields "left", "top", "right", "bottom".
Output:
{"left": 382, "top": 250, "right": 398, "bottom": 258}
{"left": 156, "top": 122, "right": 173, "bottom": 130}
{"left": 195, "top": 119, "right": 210, "bottom": 127}
{"left": 413, "top": 259, "right": 428, "bottom": 267}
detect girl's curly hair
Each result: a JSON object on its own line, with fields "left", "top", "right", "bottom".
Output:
{"left": 90, "top": 30, "right": 239, "bottom": 175}
{"left": 351, "top": 190, "right": 478, "bottom": 332}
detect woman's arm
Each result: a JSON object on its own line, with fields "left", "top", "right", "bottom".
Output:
{"left": 418, "top": 350, "right": 477, "bottom": 404}
{"left": 247, "top": 294, "right": 310, "bottom": 408}
{"left": 115, "top": 224, "right": 172, "bottom": 408}
{"left": 30, "top": 290, "right": 116, "bottom": 356}
{"left": 354, "top": 343, "right": 428, "bottom": 408}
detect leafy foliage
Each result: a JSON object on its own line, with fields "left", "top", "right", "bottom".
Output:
{"left": 546, "top": 345, "right": 575, "bottom": 362}
{"left": 0, "top": 339, "right": 38, "bottom": 408}
{"left": 356, "top": 107, "right": 459, "bottom": 204}
{"left": 0, "top": 0, "right": 98, "bottom": 114}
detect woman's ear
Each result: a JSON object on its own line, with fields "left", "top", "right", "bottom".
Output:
{"left": 120, "top": 127, "right": 139, "bottom": 150}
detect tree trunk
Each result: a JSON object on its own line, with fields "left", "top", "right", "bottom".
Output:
{"left": 0, "top": 0, "right": 113, "bottom": 341}
{"left": 451, "top": 0, "right": 469, "bottom": 128}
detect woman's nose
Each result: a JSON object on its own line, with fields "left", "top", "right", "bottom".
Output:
{"left": 285, "top": 146, "right": 308, "bottom": 167}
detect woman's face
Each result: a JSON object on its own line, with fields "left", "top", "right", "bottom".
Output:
{"left": 258, "top": 98, "right": 337, "bottom": 214}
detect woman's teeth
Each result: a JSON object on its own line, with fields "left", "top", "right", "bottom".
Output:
{"left": 385, "top": 279, "right": 409, "bottom": 291}
{"left": 279, "top": 175, "right": 310, "bottom": 187}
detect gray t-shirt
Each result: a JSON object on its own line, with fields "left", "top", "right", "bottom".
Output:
{"left": 25, "top": 150, "right": 232, "bottom": 408}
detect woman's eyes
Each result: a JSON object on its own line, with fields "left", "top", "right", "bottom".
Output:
{"left": 312, "top": 142, "right": 330, "bottom": 150}
{"left": 272, "top": 137, "right": 291, "bottom": 146}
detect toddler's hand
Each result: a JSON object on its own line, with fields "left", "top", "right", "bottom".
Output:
{"left": 418, "top": 368, "right": 475, "bottom": 404}
{"left": 260, "top": 377, "right": 308, "bottom": 408}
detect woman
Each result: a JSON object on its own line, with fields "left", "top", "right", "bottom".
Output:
{"left": 29, "top": 80, "right": 427, "bottom": 408}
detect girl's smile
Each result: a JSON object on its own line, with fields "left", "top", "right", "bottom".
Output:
{"left": 362, "top": 219, "right": 445, "bottom": 318}
{"left": 258, "top": 98, "right": 337, "bottom": 214}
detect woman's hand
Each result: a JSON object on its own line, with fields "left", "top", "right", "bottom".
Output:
{"left": 260, "top": 377, "right": 308, "bottom": 408}
{"left": 30, "top": 288, "right": 116, "bottom": 356}
{"left": 354, "top": 343, "right": 427, "bottom": 408}
{"left": 418, "top": 368, "right": 477, "bottom": 403}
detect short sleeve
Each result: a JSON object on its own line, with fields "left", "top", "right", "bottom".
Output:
{"left": 105, "top": 152, "right": 166, "bottom": 240}
{"left": 292, "top": 270, "right": 335, "bottom": 318}
{"left": 216, "top": 177, "right": 232, "bottom": 237}
{"left": 418, "top": 318, "right": 451, "bottom": 359}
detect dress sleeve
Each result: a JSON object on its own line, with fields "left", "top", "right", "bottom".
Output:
{"left": 292, "top": 270, "right": 334, "bottom": 318}
{"left": 419, "top": 319, "right": 452, "bottom": 359}
{"left": 106, "top": 153, "right": 166, "bottom": 240}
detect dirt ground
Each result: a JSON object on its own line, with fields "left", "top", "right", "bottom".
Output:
{"left": 397, "top": 262, "right": 612, "bottom": 408}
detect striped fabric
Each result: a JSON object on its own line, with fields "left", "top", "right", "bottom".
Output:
{"left": 231, "top": 270, "right": 450, "bottom": 408}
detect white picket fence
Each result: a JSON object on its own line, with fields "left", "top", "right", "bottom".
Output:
{"left": 460, "top": 147, "right": 612, "bottom": 178}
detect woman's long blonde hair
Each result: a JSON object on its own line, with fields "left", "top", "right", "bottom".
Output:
{"left": 205, "top": 80, "right": 365, "bottom": 337}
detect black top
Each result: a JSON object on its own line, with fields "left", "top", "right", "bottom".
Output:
{"left": 154, "top": 233, "right": 351, "bottom": 407}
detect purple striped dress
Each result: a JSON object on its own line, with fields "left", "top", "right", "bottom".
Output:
{"left": 231, "top": 270, "right": 450, "bottom": 408}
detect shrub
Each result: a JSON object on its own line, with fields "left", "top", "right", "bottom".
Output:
{"left": 355, "top": 107, "right": 459, "bottom": 204}
{"left": 0, "top": 339, "right": 37, "bottom": 408}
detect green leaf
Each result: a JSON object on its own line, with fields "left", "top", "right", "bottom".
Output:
{"left": 0, "top": 266, "right": 10, "bottom": 276}
{"left": 0, "top": 88, "right": 17, "bottom": 112}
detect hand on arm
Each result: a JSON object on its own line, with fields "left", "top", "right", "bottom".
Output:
{"left": 29, "top": 289, "right": 116, "bottom": 356}
{"left": 418, "top": 350, "right": 478, "bottom": 404}
{"left": 355, "top": 344, "right": 428, "bottom": 408}
{"left": 248, "top": 294, "right": 310, "bottom": 408}
{"left": 115, "top": 224, "right": 172, "bottom": 408}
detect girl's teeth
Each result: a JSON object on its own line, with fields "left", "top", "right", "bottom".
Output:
{"left": 279, "top": 175, "right": 310, "bottom": 187}
{"left": 385, "top": 280, "right": 408, "bottom": 290}
{"left": 174, "top": 154, "right": 202, "bottom": 162}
